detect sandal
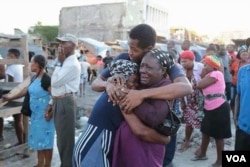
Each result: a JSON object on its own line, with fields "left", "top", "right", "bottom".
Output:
{"left": 191, "top": 155, "right": 208, "bottom": 161}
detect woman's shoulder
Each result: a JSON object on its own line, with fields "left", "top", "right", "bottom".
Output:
{"left": 208, "top": 70, "right": 224, "bottom": 80}
{"left": 41, "top": 73, "right": 51, "bottom": 91}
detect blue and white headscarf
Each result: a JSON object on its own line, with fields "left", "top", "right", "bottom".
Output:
{"left": 108, "top": 59, "right": 138, "bottom": 78}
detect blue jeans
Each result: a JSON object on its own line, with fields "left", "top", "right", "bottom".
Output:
{"left": 163, "top": 134, "right": 177, "bottom": 166}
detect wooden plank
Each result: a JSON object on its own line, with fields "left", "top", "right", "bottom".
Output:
{"left": 0, "top": 33, "right": 21, "bottom": 39}
{"left": 21, "top": 35, "right": 29, "bottom": 79}
{"left": 0, "top": 41, "right": 22, "bottom": 48}
{"left": 0, "top": 101, "right": 8, "bottom": 107}
{"left": 0, "top": 106, "right": 21, "bottom": 118}
{"left": 2, "top": 76, "right": 30, "bottom": 98}
{"left": 0, "top": 34, "right": 30, "bottom": 155}
{"left": 20, "top": 35, "right": 30, "bottom": 144}
{"left": 0, "top": 82, "right": 19, "bottom": 91}
{"left": 0, "top": 59, "right": 25, "bottom": 65}
{"left": 0, "top": 143, "right": 29, "bottom": 160}
{"left": 0, "top": 76, "right": 30, "bottom": 117}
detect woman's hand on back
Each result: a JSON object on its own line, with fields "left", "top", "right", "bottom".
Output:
{"left": 106, "top": 74, "right": 126, "bottom": 105}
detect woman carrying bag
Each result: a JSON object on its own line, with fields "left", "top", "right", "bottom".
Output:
{"left": 3, "top": 55, "right": 54, "bottom": 167}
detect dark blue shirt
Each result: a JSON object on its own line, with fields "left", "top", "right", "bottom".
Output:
{"left": 88, "top": 92, "right": 124, "bottom": 131}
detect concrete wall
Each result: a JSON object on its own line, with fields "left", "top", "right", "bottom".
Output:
{"left": 59, "top": 0, "right": 169, "bottom": 41}
{"left": 59, "top": 2, "right": 128, "bottom": 41}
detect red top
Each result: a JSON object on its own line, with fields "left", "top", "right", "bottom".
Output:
{"left": 230, "top": 59, "right": 249, "bottom": 85}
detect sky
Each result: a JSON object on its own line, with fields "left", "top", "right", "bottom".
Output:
{"left": 0, "top": 0, "right": 249, "bottom": 36}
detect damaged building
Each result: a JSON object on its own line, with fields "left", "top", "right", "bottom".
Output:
{"left": 59, "top": 0, "right": 168, "bottom": 41}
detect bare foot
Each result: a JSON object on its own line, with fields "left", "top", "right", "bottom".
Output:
{"left": 194, "top": 147, "right": 201, "bottom": 156}
{"left": 179, "top": 141, "right": 191, "bottom": 152}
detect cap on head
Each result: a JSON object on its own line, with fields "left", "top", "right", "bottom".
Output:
{"left": 56, "top": 33, "right": 78, "bottom": 46}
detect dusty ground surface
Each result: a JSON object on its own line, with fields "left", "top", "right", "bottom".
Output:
{"left": 0, "top": 83, "right": 235, "bottom": 167}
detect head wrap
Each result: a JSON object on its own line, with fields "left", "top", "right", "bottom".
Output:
{"left": 180, "top": 50, "right": 195, "bottom": 60}
{"left": 149, "top": 49, "right": 175, "bottom": 72}
{"left": 236, "top": 45, "right": 248, "bottom": 59}
{"left": 108, "top": 59, "right": 138, "bottom": 79}
{"left": 203, "top": 55, "right": 221, "bottom": 70}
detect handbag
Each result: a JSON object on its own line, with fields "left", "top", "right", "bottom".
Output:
{"left": 21, "top": 92, "right": 31, "bottom": 116}
{"left": 21, "top": 76, "right": 36, "bottom": 117}
{"left": 155, "top": 100, "right": 181, "bottom": 136}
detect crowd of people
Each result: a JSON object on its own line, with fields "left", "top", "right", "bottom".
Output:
{"left": 0, "top": 23, "right": 249, "bottom": 167}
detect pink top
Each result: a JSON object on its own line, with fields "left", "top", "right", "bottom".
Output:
{"left": 202, "top": 71, "right": 226, "bottom": 110}
{"left": 96, "top": 60, "right": 104, "bottom": 66}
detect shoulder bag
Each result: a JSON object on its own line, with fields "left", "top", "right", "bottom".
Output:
{"left": 21, "top": 76, "right": 36, "bottom": 117}
{"left": 155, "top": 100, "right": 181, "bottom": 136}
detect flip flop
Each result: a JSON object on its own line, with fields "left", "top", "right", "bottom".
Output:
{"left": 191, "top": 155, "right": 208, "bottom": 161}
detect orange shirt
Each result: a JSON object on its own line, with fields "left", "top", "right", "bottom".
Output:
{"left": 230, "top": 59, "right": 249, "bottom": 86}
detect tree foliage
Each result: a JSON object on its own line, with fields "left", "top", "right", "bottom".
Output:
{"left": 28, "top": 22, "right": 58, "bottom": 43}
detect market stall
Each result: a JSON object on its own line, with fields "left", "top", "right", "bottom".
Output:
{"left": 0, "top": 34, "right": 30, "bottom": 159}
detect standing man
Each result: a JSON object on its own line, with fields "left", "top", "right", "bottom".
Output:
{"left": 102, "top": 50, "right": 113, "bottom": 68}
{"left": 234, "top": 63, "right": 250, "bottom": 151}
{"left": 181, "top": 40, "right": 191, "bottom": 51}
{"left": 227, "top": 44, "right": 237, "bottom": 61}
{"left": 51, "top": 34, "right": 80, "bottom": 167}
{"left": 218, "top": 46, "right": 232, "bottom": 102}
{"left": 167, "top": 40, "right": 176, "bottom": 51}
{"left": 181, "top": 40, "right": 201, "bottom": 62}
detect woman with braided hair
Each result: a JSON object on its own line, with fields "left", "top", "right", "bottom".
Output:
{"left": 112, "top": 49, "right": 175, "bottom": 167}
